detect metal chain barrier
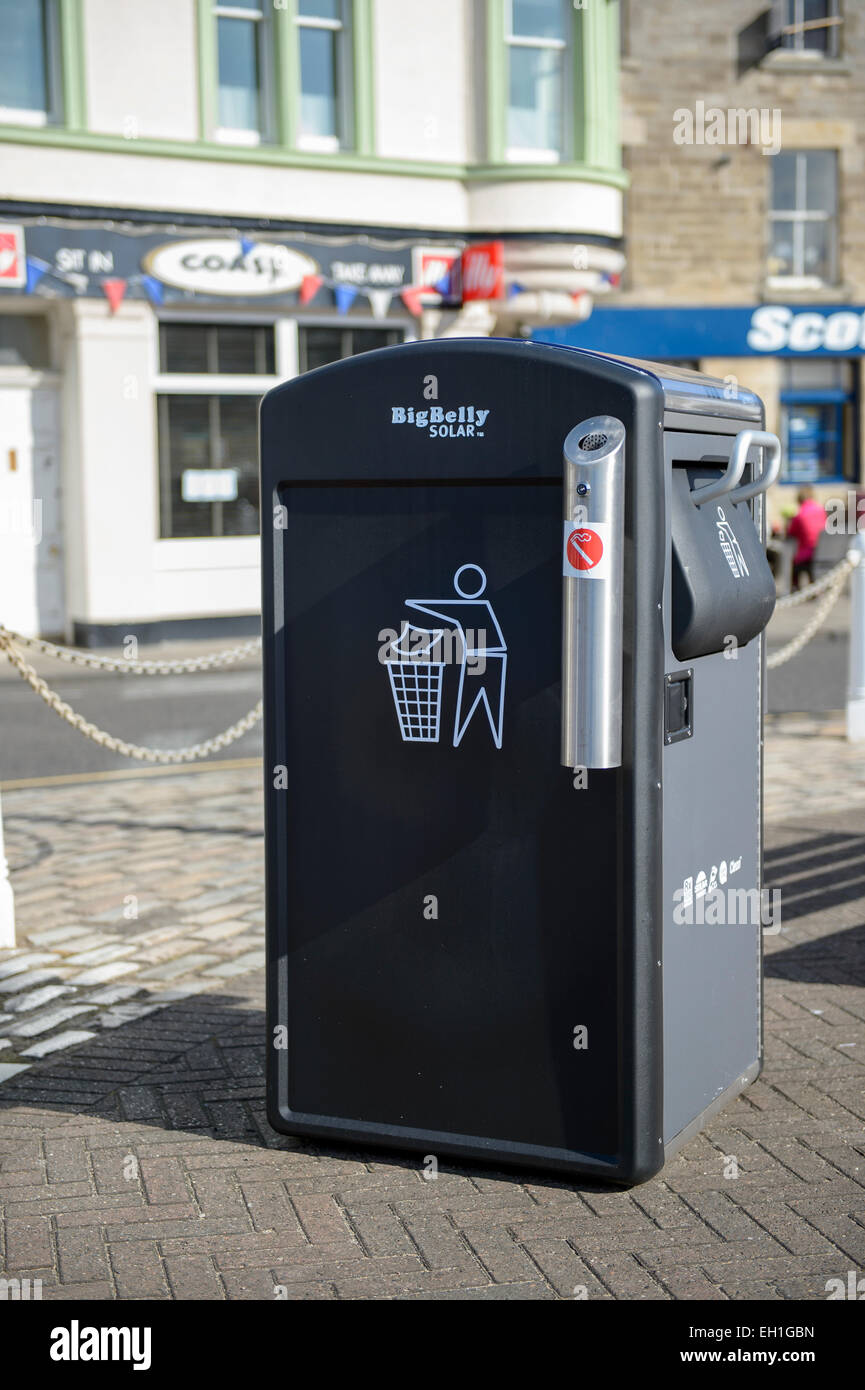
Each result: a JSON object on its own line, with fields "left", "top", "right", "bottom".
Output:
{"left": 0, "top": 625, "right": 261, "bottom": 674}
{"left": 0, "top": 629, "right": 262, "bottom": 764}
{"left": 1, "top": 544, "right": 859, "bottom": 750}
{"left": 773, "top": 553, "right": 855, "bottom": 609}
{"left": 767, "top": 553, "right": 856, "bottom": 671}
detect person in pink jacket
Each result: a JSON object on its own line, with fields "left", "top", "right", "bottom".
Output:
{"left": 786, "top": 486, "right": 828, "bottom": 589}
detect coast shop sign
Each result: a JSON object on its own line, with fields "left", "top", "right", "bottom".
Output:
{"left": 142, "top": 238, "right": 317, "bottom": 296}
{"left": 0, "top": 223, "right": 422, "bottom": 307}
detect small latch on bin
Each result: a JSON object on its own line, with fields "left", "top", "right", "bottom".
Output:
{"left": 664, "top": 670, "right": 693, "bottom": 745}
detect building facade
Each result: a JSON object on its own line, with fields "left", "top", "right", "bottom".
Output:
{"left": 0, "top": 0, "right": 623, "bottom": 642}
{"left": 540, "top": 0, "right": 864, "bottom": 527}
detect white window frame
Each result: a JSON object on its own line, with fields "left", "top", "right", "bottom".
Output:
{"left": 150, "top": 312, "right": 411, "bottom": 562}
{"left": 0, "top": 0, "right": 62, "bottom": 128}
{"left": 779, "top": 0, "right": 842, "bottom": 58}
{"left": 295, "top": 1, "right": 354, "bottom": 153}
{"left": 295, "top": 316, "right": 411, "bottom": 372}
{"left": 153, "top": 314, "right": 282, "bottom": 546}
{"left": 505, "top": 0, "right": 572, "bottom": 164}
{"left": 767, "top": 149, "right": 839, "bottom": 290}
{"left": 213, "top": 2, "right": 274, "bottom": 146}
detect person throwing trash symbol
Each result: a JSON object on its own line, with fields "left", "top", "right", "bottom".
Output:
{"left": 406, "top": 564, "right": 507, "bottom": 749}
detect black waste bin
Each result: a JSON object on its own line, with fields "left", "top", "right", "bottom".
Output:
{"left": 260, "top": 339, "right": 779, "bottom": 1184}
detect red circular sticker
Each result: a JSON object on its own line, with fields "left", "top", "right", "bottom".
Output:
{"left": 567, "top": 527, "right": 604, "bottom": 571}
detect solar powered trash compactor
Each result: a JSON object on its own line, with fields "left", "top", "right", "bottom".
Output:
{"left": 261, "top": 339, "right": 779, "bottom": 1185}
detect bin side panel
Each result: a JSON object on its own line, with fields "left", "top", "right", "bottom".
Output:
{"left": 662, "top": 437, "right": 763, "bottom": 1145}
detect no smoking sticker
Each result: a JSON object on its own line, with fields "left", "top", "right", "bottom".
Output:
{"left": 563, "top": 520, "right": 610, "bottom": 579}
{"left": 567, "top": 527, "right": 604, "bottom": 570}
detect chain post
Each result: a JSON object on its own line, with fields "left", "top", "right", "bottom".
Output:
{"left": 846, "top": 531, "right": 865, "bottom": 742}
{"left": 0, "top": 783, "right": 15, "bottom": 948}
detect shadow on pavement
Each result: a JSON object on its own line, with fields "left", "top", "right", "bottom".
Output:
{"left": 765, "top": 828, "right": 865, "bottom": 927}
{"left": 0, "top": 823, "right": 862, "bottom": 1193}
{"left": 765, "top": 920, "right": 865, "bottom": 986}
{"left": 0, "top": 990, "right": 623, "bottom": 1197}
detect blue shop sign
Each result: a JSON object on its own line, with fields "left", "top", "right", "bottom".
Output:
{"left": 535, "top": 305, "right": 865, "bottom": 357}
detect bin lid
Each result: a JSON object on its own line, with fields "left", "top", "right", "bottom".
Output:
{"left": 594, "top": 351, "right": 764, "bottom": 424}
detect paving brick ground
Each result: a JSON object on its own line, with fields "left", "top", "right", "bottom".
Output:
{"left": 0, "top": 726, "right": 864, "bottom": 1301}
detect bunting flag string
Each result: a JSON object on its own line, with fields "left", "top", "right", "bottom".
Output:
{"left": 400, "top": 284, "right": 427, "bottom": 317}
{"left": 431, "top": 264, "right": 460, "bottom": 304}
{"left": 59, "top": 270, "right": 89, "bottom": 294}
{"left": 367, "top": 289, "right": 394, "bottom": 321}
{"left": 299, "top": 273, "right": 324, "bottom": 305}
{"left": 334, "top": 284, "right": 358, "bottom": 315}
{"left": 101, "top": 278, "right": 128, "bottom": 313}
{"left": 25, "top": 256, "right": 51, "bottom": 294}
{"left": 20, "top": 248, "right": 444, "bottom": 318}
{"left": 24, "top": 255, "right": 91, "bottom": 296}
{"left": 139, "top": 273, "right": 165, "bottom": 306}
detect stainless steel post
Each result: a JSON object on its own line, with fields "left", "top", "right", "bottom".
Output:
{"left": 561, "top": 416, "right": 626, "bottom": 770}
{"left": 846, "top": 530, "right": 865, "bottom": 742}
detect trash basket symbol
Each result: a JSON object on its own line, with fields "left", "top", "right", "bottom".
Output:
{"left": 383, "top": 623, "right": 447, "bottom": 743}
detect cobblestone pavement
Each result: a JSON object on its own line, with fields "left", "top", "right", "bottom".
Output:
{"left": 0, "top": 726, "right": 864, "bottom": 1301}
{"left": 764, "top": 715, "right": 865, "bottom": 820}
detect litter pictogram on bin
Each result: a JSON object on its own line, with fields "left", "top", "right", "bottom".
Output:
{"left": 383, "top": 624, "right": 448, "bottom": 743}
{"left": 382, "top": 565, "right": 507, "bottom": 749}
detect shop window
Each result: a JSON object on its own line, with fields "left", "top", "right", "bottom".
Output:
{"left": 156, "top": 322, "right": 277, "bottom": 539}
{"left": 160, "top": 322, "right": 275, "bottom": 375}
{"left": 206, "top": 1, "right": 367, "bottom": 153}
{"left": 214, "top": 0, "right": 273, "bottom": 143}
{"left": 780, "top": 359, "right": 857, "bottom": 484}
{"left": 0, "top": 0, "right": 61, "bottom": 126}
{"left": 768, "top": 150, "right": 838, "bottom": 287}
{"left": 298, "top": 325, "right": 404, "bottom": 373}
{"left": 505, "top": 0, "right": 572, "bottom": 162}
{"left": 772, "top": 0, "right": 842, "bottom": 59}
{"left": 296, "top": 0, "right": 353, "bottom": 151}
{"left": 0, "top": 315, "right": 51, "bottom": 368}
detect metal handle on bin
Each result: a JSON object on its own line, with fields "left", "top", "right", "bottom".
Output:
{"left": 689, "top": 429, "right": 781, "bottom": 507}
{"left": 727, "top": 431, "right": 782, "bottom": 504}
{"left": 561, "top": 416, "right": 625, "bottom": 771}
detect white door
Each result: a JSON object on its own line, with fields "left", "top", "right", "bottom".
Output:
{"left": 0, "top": 380, "right": 65, "bottom": 637}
